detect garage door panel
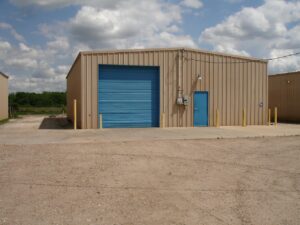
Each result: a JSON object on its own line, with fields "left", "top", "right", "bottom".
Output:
{"left": 103, "top": 114, "right": 156, "bottom": 127}
{"left": 98, "top": 92, "right": 159, "bottom": 100}
{"left": 98, "top": 65, "right": 159, "bottom": 128}
{"left": 99, "top": 84, "right": 157, "bottom": 91}
{"left": 103, "top": 121, "right": 154, "bottom": 128}
{"left": 100, "top": 103, "right": 159, "bottom": 113}
{"left": 103, "top": 113, "right": 156, "bottom": 121}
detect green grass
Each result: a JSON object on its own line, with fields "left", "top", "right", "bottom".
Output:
{"left": 16, "top": 106, "right": 66, "bottom": 115}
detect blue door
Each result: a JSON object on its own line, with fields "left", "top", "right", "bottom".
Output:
{"left": 98, "top": 65, "right": 159, "bottom": 128}
{"left": 194, "top": 92, "right": 209, "bottom": 127}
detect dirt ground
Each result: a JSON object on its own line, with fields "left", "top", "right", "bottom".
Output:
{"left": 0, "top": 116, "right": 299, "bottom": 225}
{"left": 0, "top": 136, "right": 299, "bottom": 225}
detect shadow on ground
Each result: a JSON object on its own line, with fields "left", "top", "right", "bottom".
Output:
{"left": 39, "top": 116, "right": 73, "bottom": 129}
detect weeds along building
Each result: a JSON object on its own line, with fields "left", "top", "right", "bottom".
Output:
{"left": 67, "top": 48, "right": 268, "bottom": 129}
{"left": 269, "top": 71, "right": 300, "bottom": 123}
{"left": 0, "top": 71, "right": 9, "bottom": 121}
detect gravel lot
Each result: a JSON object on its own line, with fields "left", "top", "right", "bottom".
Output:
{"left": 0, "top": 134, "right": 299, "bottom": 225}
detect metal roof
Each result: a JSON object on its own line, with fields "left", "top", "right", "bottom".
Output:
{"left": 67, "top": 47, "right": 267, "bottom": 79}
{"left": 80, "top": 47, "right": 267, "bottom": 63}
{"left": 0, "top": 71, "right": 9, "bottom": 79}
{"left": 269, "top": 70, "right": 300, "bottom": 76}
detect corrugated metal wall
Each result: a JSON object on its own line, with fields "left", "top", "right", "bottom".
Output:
{"left": 66, "top": 55, "right": 82, "bottom": 128}
{"left": 269, "top": 72, "right": 300, "bottom": 122}
{"left": 0, "top": 75, "right": 8, "bottom": 120}
{"left": 69, "top": 48, "right": 268, "bottom": 129}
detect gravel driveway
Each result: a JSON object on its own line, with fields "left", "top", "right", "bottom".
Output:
{"left": 0, "top": 135, "right": 299, "bottom": 225}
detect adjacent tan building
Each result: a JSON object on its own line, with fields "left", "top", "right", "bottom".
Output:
{"left": 269, "top": 71, "right": 300, "bottom": 123}
{"left": 0, "top": 72, "right": 9, "bottom": 121}
{"left": 67, "top": 47, "right": 268, "bottom": 129}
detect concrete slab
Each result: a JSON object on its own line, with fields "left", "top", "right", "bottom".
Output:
{"left": 0, "top": 115, "right": 299, "bottom": 145}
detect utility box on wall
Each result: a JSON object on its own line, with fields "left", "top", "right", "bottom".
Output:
{"left": 66, "top": 47, "right": 268, "bottom": 129}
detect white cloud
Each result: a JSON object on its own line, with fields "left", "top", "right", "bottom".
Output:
{"left": 225, "top": 0, "right": 244, "bottom": 3}
{"left": 19, "top": 43, "right": 31, "bottom": 51}
{"left": 10, "top": 0, "right": 198, "bottom": 50}
{"left": 5, "top": 58, "right": 38, "bottom": 69}
{"left": 268, "top": 49, "right": 300, "bottom": 74}
{"left": 56, "top": 65, "right": 69, "bottom": 74}
{"left": 9, "top": 0, "right": 74, "bottom": 7}
{"left": 68, "top": 1, "right": 196, "bottom": 49}
{"left": 47, "top": 36, "right": 69, "bottom": 50}
{"left": 0, "top": 22, "right": 25, "bottom": 42}
{"left": 181, "top": 0, "right": 203, "bottom": 9}
{"left": 2, "top": 1, "right": 200, "bottom": 92}
{"left": 10, "top": 0, "right": 130, "bottom": 9}
{"left": 33, "top": 0, "right": 197, "bottom": 53}
{"left": 0, "top": 41, "right": 11, "bottom": 51}
{"left": 199, "top": 0, "right": 300, "bottom": 73}
{"left": 274, "top": 25, "right": 300, "bottom": 50}
{"left": 9, "top": 75, "right": 66, "bottom": 93}
{"left": 0, "top": 24, "right": 70, "bottom": 92}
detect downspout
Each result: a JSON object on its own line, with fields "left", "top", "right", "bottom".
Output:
{"left": 177, "top": 49, "right": 184, "bottom": 99}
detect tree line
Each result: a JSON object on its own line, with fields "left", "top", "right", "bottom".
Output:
{"left": 9, "top": 92, "right": 66, "bottom": 107}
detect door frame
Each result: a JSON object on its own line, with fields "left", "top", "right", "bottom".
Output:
{"left": 193, "top": 91, "right": 209, "bottom": 127}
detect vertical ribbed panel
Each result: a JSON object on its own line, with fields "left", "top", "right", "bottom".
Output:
{"left": 73, "top": 49, "right": 268, "bottom": 129}
{"left": 0, "top": 75, "right": 9, "bottom": 120}
{"left": 269, "top": 72, "right": 300, "bottom": 122}
{"left": 66, "top": 54, "right": 82, "bottom": 128}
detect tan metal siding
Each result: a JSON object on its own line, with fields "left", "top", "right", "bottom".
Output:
{"left": 76, "top": 48, "right": 267, "bottom": 129}
{"left": 0, "top": 75, "right": 8, "bottom": 120}
{"left": 66, "top": 54, "right": 82, "bottom": 128}
{"left": 81, "top": 54, "right": 86, "bottom": 129}
{"left": 269, "top": 72, "right": 300, "bottom": 122}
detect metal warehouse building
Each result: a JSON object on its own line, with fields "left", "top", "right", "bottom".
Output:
{"left": 67, "top": 48, "right": 268, "bottom": 129}
{"left": 0, "top": 72, "right": 9, "bottom": 121}
{"left": 269, "top": 71, "right": 300, "bottom": 123}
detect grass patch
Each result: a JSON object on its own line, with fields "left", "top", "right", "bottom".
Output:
{"left": 16, "top": 106, "right": 66, "bottom": 115}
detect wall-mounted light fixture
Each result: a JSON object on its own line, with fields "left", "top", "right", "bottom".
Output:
{"left": 197, "top": 74, "right": 203, "bottom": 81}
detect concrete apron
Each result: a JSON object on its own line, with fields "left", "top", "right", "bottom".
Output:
{"left": 0, "top": 118, "right": 300, "bottom": 145}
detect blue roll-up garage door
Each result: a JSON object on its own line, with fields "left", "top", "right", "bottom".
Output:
{"left": 98, "top": 65, "right": 160, "bottom": 128}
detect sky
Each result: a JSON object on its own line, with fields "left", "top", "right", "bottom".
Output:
{"left": 0, "top": 0, "right": 300, "bottom": 92}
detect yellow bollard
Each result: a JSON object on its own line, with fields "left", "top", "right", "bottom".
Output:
{"left": 242, "top": 108, "right": 246, "bottom": 127}
{"left": 268, "top": 109, "right": 271, "bottom": 126}
{"left": 99, "top": 113, "right": 103, "bottom": 129}
{"left": 274, "top": 107, "right": 278, "bottom": 127}
{"left": 73, "top": 99, "right": 77, "bottom": 130}
{"left": 160, "top": 113, "right": 165, "bottom": 128}
{"left": 216, "top": 109, "right": 220, "bottom": 127}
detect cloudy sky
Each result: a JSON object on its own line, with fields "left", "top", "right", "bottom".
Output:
{"left": 0, "top": 0, "right": 299, "bottom": 92}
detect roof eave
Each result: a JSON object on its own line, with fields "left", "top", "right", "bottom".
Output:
{"left": 66, "top": 52, "right": 82, "bottom": 79}
{"left": 0, "top": 72, "right": 9, "bottom": 79}
{"left": 79, "top": 47, "right": 267, "bottom": 63}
